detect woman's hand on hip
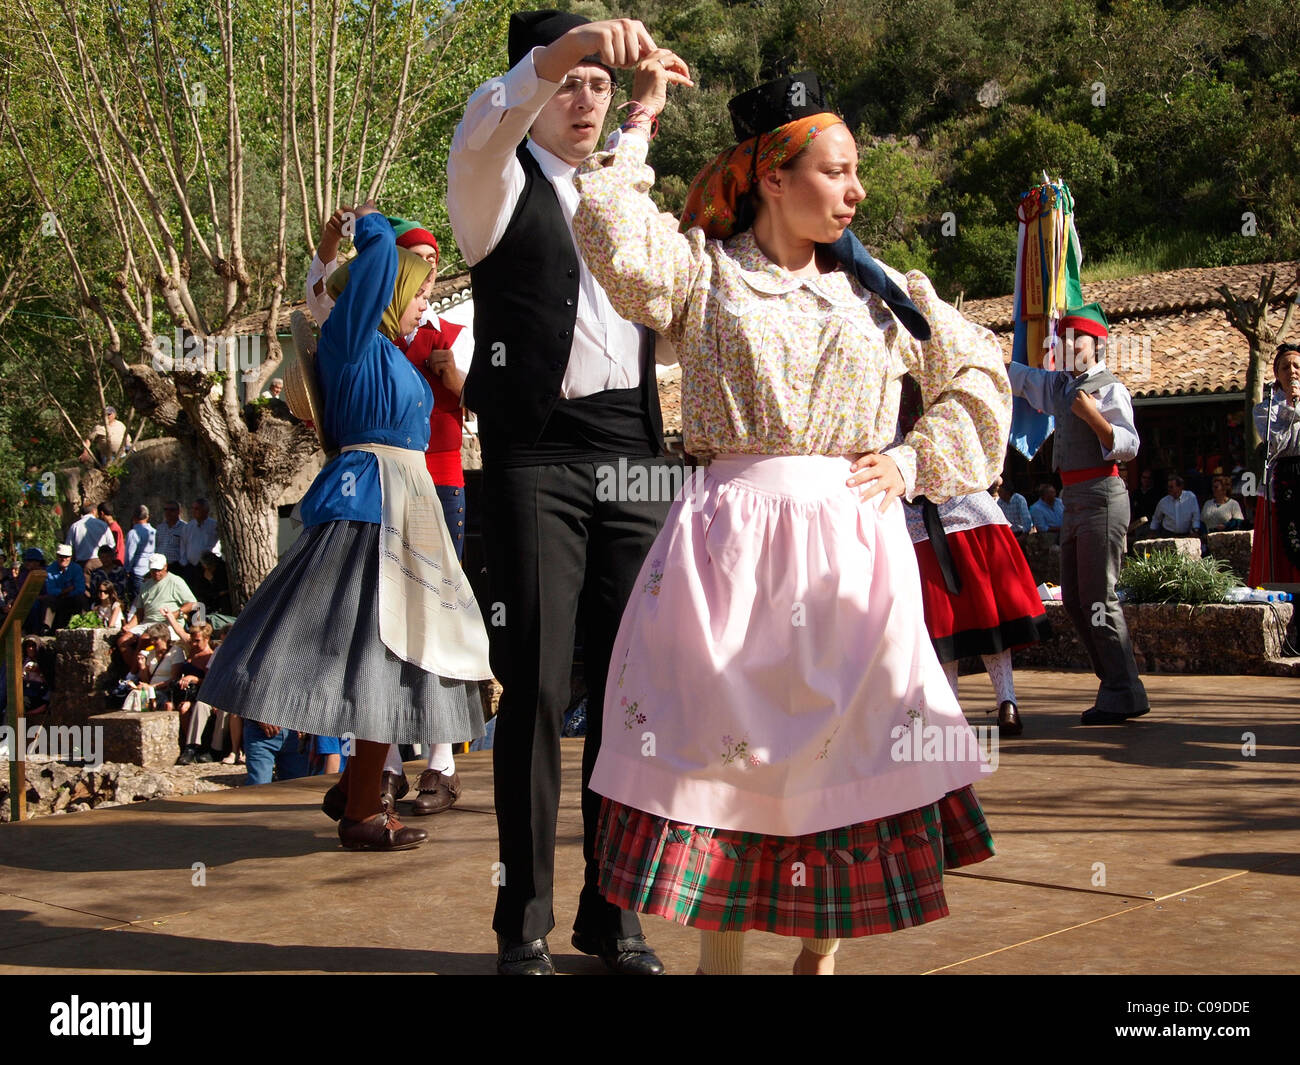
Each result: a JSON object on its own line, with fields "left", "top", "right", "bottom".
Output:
{"left": 847, "top": 452, "right": 905, "bottom": 511}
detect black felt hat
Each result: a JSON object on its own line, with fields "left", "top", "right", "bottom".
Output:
{"left": 728, "top": 71, "right": 831, "bottom": 141}
{"left": 507, "top": 10, "right": 615, "bottom": 78}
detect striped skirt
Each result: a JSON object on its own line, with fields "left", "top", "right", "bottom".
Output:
{"left": 596, "top": 785, "right": 993, "bottom": 939}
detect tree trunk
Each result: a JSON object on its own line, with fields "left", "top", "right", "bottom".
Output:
{"left": 1245, "top": 341, "right": 1267, "bottom": 455}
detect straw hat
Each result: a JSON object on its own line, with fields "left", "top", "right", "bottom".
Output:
{"left": 286, "top": 311, "right": 335, "bottom": 451}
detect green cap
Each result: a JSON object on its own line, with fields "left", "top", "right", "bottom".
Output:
{"left": 1060, "top": 301, "right": 1109, "bottom": 339}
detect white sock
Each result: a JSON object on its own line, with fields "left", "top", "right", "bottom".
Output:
{"left": 699, "top": 930, "right": 744, "bottom": 974}
{"left": 383, "top": 744, "right": 403, "bottom": 775}
{"left": 981, "top": 651, "right": 1017, "bottom": 705}
{"left": 942, "top": 659, "right": 960, "bottom": 699}
{"left": 801, "top": 937, "right": 840, "bottom": 956}
{"left": 426, "top": 743, "right": 455, "bottom": 775}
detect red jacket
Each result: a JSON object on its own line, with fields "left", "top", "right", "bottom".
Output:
{"left": 399, "top": 319, "right": 465, "bottom": 487}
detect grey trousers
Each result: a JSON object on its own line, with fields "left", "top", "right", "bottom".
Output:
{"left": 1060, "top": 476, "right": 1149, "bottom": 715}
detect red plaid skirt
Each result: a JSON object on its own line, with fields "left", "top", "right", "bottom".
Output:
{"left": 597, "top": 785, "right": 993, "bottom": 938}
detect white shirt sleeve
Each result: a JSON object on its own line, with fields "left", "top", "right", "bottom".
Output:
{"left": 446, "top": 48, "right": 565, "bottom": 268}
{"left": 305, "top": 254, "right": 339, "bottom": 326}
{"left": 1095, "top": 380, "right": 1140, "bottom": 463}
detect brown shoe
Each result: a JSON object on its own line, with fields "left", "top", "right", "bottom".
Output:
{"left": 997, "top": 700, "right": 1023, "bottom": 736}
{"left": 381, "top": 770, "right": 410, "bottom": 812}
{"left": 338, "top": 811, "right": 427, "bottom": 851}
{"left": 407, "top": 768, "right": 462, "bottom": 816}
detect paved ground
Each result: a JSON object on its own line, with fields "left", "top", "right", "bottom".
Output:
{"left": 1, "top": 669, "right": 1296, "bottom": 975}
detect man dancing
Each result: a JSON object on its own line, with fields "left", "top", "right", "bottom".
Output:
{"left": 447, "top": 11, "right": 685, "bottom": 975}
{"left": 1008, "top": 303, "right": 1150, "bottom": 725}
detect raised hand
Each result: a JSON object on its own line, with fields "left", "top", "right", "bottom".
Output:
{"left": 629, "top": 49, "right": 693, "bottom": 117}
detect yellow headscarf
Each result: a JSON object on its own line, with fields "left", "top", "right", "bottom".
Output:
{"left": 326, "top": 246, "right": 433, "bottom": 341}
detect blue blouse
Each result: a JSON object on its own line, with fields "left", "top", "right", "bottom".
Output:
{"left": 298, "top": 213, "right": 434, "bottom": 527}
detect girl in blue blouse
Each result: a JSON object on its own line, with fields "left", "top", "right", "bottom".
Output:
{"left": 202, "top": 204, "right": 486, "bottom": 851}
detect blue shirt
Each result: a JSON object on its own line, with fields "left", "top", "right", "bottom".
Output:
{"left": 1030, "top": 497, "right": 1065, "bottom": 531}
{"left": 125, "top": 523, "right": 157, "bottom": 577}
{"left": 298, "top": 213, "right": 433, "bottom": 527}
{"left": 997, "top": 492, "right": 1032, "bottom": 533}
{"left": 44, "top": 561, "right": 85, "bottom": 597}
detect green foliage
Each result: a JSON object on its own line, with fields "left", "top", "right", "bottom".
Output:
{"left": 67, "top": 611, "right": 103, "bottom": 630}
{"left": 1118, "top": 550, "right": 1240, "bottom": 605}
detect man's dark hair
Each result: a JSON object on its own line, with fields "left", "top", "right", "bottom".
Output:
{"left": 1168, "top": 474, "right": 1184, "bottom": 487}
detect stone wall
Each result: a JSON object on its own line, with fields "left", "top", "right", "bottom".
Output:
{"left": 47, "top": 628, "right": 117, "bottom": 727}
{"left": 1013, "top": 600, "right": 1295, "bottom": 674}
{"left": 1206, "top": 530, "right": 1254, "bottom": 582}
{"left": 1019, "top": 531, "right": 1060, "bottom": 587}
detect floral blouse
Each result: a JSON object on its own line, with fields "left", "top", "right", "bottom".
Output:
{"left": 573, "top": 133, "right": 1011, "bottom": 501}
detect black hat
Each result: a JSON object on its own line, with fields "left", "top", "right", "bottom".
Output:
{"left": 507, "top": 10, "right": 615, "bottom": 78}
{"left": 728, "top": 71, "right": 831, "bottom": 141}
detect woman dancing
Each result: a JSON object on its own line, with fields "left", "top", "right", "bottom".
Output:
{"left": 573, "top": 66, "right": 1010, "bottom": 972}
{"left": 202, "top": 203, "right": 491, "bottom": 850}
{"left": 1247, "top": 343, "right": 1300, "bottom": 586}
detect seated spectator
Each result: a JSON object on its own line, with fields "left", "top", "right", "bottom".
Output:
{"left": 22, "top": 636, "right": 52, "bottom": 715}
{"left": 123, "top": 623, "right": 187, "bottom": 712}
{"left": 1201, "top": 475, "right": 1245, "bottom": 532}
{"left": 164, "top": 614, "right": 218, "bottom": 764}
{"left": 36, "top": 544, "right": 88, "bottom": 633}
{"left": 89, "top": 544, "right": 129, "bottom": 601}
{"left": 98, "top": 502, "right": 126, "bottom": 565}
{"left": 261, "top": 378, "right": 285, "bottom": 400}
{"left": 92, "top": 581, "right": 124, "bottom": 631}
{"left": 81, "top": 405, "right": 132, "bottom": 465}
{"left": 124, "top": 504, "right": 156, "bottom": 599}
{"left": 125, "top": 554, "right": 197, "bottom": 632}
{"left": 995, "top": 477, "right": 1032, "bottom": 534}
{"left": 1030, "top": 484, "right": 1065, "bottom": 533}
{"left": 188, "top": 550, "right": 233, "bottom": 624}
{"left": 1150, "top": 475, "right": 1201, "bottom": 536}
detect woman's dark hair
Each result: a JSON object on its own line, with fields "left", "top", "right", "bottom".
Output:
{"left": 1275, "top": 343, "right": 1300, "bottom": 375}
{"left": 97, "top": 582, "right": 120, "bottom": 604}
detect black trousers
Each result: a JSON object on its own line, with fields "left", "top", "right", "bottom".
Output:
{"left": 483, "top": 457, "right": 672, "bottom": 942}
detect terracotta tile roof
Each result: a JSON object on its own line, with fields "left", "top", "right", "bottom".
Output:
{"left": 962, "top": 261, "right": 1298, "bottom": 399}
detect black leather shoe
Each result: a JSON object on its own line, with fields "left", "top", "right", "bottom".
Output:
{"left": 571, "top": 931, "right": 666, "bottom": 975}
{"left": 997, "top": 700, "right": 1023, "bottom": 736}
{"left": 1080, "top": 706, "right": 1130, "bottom": 725}
{"left": 496, "top": 936, "right": 554, "bottom": 975}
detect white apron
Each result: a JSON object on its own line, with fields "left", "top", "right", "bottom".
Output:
{"left": 342, "top": 443, "right": 492, "bottom": 681}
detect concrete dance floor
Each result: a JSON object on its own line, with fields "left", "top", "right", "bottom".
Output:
{"left": 1, "top": 669, "right": 1296, "bottom": 975}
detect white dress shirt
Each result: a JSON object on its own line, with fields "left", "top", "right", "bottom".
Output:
{"left": 181, "top": 517, "right": 222, "bottom": 566}
{"left": 447, "top": 47, "right": 643, "bottom": 399}
{"left": 1151, "top": 492, "right": 1201, "bottom": 534}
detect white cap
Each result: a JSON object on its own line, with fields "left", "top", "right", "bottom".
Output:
{"left": 56, "top": 544, "right": 73, "bottom": 557}
{"left": 148, "top": 553, "right": 167, "bottom": 570}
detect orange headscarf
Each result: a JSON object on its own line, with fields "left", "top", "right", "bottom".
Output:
{"left": 680, "top": 112, "right": 844, "bottom": 239}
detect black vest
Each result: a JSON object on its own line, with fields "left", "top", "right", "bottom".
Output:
{"left": 465, "top": 143, "right": 663, "bottom": 455}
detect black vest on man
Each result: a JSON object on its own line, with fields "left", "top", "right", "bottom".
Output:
{"left": 465, "top": 143, "right": 663, "bottom": 466}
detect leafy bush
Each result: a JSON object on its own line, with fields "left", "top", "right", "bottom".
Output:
{"left": 1117, "top": 551, "right": 1239, "bottom": 605}
{"left": 68, "top": 611, "right": 103, "bottom": 629}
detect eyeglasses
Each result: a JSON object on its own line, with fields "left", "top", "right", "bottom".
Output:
{"left": 556, "top": 77, "right": 615, "bottom": 100}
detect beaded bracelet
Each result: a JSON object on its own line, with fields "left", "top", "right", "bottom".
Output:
{"left": 618, "top": 100, "right": 659, "bottom": 140}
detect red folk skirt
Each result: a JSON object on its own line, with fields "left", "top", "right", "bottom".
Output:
{"left": 1247, "top": 498, "right": 1300, "bottom": 585}
{"left": 914, "top": 524, "right": 1051, "bottom": 663}
{"left": 596, "top": 786, "right": 993, "bottom": 939}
